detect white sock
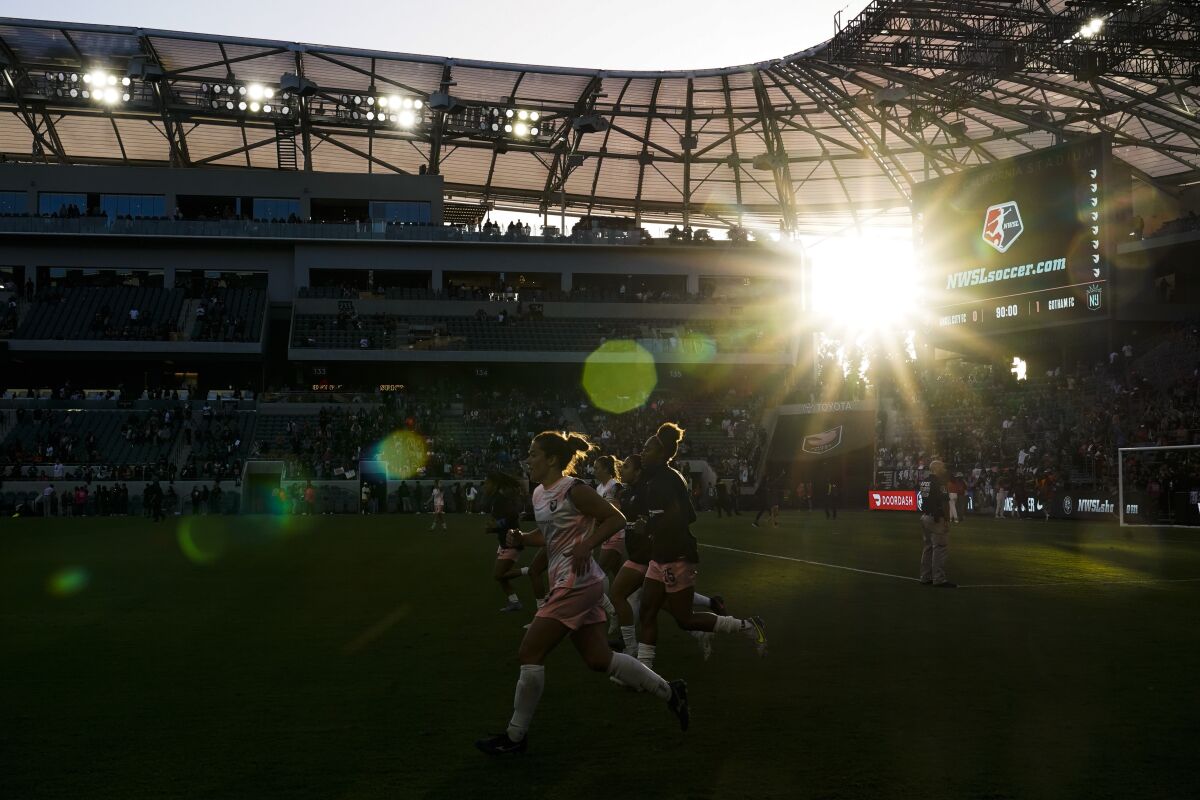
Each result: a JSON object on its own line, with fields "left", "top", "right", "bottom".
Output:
{"left": 629, "top": 588, "right": 642, "bottom": 621}
{"left": 520, "top": 566, "right": 530, "bottom": 576}
{"left": 637, "top": 643, "right": 655, "bottom": 669}
{"left": 600, "top": 593, "right": 617, "bottom": 617}
{"left": 621, "top": 624, "right": 638, "bottom": 654}
{"left": 714, "top": 615, "right": 744, "bottom": 635}
{"left": 507, "top": 593, "right": 519, "bottom": 604}
{"left": 506, "top": 664, "right": 545, "bottom": 742}
{"left": 607, "top": 652, "right": 670, "bottom": 700}
{"left": 535, "top": 598, "right": 546, "bottom": 610}
{"left": 692, "top": 592, "right": 711, "bottom": 609}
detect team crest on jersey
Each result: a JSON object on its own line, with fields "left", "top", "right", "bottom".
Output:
{"left": 982, "top": 201, "right": 1023, "bottom": 253}
{"left": 802, "top": 426, "right": 843, "bottom": 455}
{"left": 548, "top": 499, "right": 558, "bottom": 511}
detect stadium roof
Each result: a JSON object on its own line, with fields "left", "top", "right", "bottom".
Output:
{"left": 0, "top": 2, "right": 1197, "bottom": 233}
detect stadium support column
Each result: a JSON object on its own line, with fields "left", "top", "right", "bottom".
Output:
{"left": 431, "top": 268, "right": 443, "bottom": 293}
{"left": 163, "top": 266, "right": 175, "bottom": 289}
{"left": 686, "top": 274, "right": 699, "bottom": 295}
{"left": 561, "top": 272, "right": 573, "bottom": 292}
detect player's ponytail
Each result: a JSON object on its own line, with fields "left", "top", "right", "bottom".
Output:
{"left": 534, "top": 430, "right": 599, "bottom": 476}
{"left": 655, "top": 421, "right": 685, "bottom": 459}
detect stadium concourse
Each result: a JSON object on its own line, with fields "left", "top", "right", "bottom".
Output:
{"left": 3, "top": 2, "right": 1200, "bottom": 797}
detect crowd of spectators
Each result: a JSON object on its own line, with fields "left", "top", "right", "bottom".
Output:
{"left": 877, "top": 325, "right": 1200, "bottom": 518}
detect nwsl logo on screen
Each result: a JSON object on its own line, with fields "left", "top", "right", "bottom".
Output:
{"left": 982, "top": 201, "right": 1024, "bottom": 253}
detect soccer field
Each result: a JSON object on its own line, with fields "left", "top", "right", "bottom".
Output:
{"left": 3, "top": 511, "right": 1199, "bottom": 800}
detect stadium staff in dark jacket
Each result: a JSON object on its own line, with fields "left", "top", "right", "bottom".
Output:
{"left": 920, "top": 459, "right": 956, "bottom": 588}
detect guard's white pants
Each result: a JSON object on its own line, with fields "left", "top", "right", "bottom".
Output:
{"left": 948, "top": 493, "right": 959, "bottom": 522}
{"left": 995, "top": 490, "right": 1007, "bottom": 518}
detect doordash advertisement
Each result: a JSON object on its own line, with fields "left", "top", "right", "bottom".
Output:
{"left": 868, "top": 491, "right": 919, "bottom": 511}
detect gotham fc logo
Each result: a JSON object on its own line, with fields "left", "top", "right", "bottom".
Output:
{"left": 983, "top": 201, "right": 1024, "bottom": 253}
{"left": 1087, "top": 284, "right": 1102, "bottom": 311}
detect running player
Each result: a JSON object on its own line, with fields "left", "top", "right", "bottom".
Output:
{"left": 609, "top": 453, "right": 650, "bottom": 656}
{"left": 486, "top": 470, "right": 530, "bottom": 612}
{"left": 475, "top": 431, "right": 689, "bottom": 755}
{"left": 592, "top": 455, "right": 624, "bottom": 630}
{"left": 612, "top": 453, "right": 730, "bottom": 659}
{"left": 429, "top": 480, "right": 446, "bottom": 530}
{"left": 633, "top": 422, "right": 767, "bottom": 670}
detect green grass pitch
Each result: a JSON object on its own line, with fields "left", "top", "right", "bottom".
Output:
{"left": 3, "top": 510, "right": 1199, "bottom": 799}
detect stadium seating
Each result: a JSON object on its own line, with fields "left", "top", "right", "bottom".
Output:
{"left": 13, "top": 287, "right": 266, "bottom": 342}
{"left": 290, "top": 313, "right": 767, "bottom": 354}
{"left": 15, "top": 287, "right": 186, "bottom": 340}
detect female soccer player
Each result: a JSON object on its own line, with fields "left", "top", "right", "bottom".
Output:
{"left": 633, "top": 423, "right": 768, "bottom": 670}
{"left": 429, "top": 480, "right": 446, "bottom": 530}
{"left": 591, "top": 455, "right": 625, "bottom": 630}
{"left": 609, "top": 453, "right": 651, "bottom": 655}
{"left": 612, "top": 453, "right": 730, "bottom": 659}
{"left": 592, "top": 455, "right": 626, "bottom": 577}
{"left": 476, "top": 431, "right": 689, "bottom": 755}
{"left": 485, "top": 470, "right": 531, "bottom": 612}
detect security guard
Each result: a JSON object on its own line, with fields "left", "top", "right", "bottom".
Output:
{"left": 920, "top": 460, "right": 956, "bottom": 588}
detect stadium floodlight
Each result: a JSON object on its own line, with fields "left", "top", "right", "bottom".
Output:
{"left": 238, "top": 100, "right": 247, "bottom": 110}
{"left": 514, "top": 122, "right": 528, "bottom": 137}
{"left": 249, "top": 101, "right": 260, "bottom": 112}
{"left": 398, "top": 109, "right": 416, "bottom": 128}
{"left": 505, "top": 109, "right": 514, "bottom": 118}
{"left": 248, "top": 84, "right": 265, "bottom": 100}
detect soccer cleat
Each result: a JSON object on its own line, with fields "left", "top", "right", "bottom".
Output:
{"left": 667, "top": 679, "right": 689, "bottom": 731}
{"left": 709, "top": 594, "right": 728, "bottom": 616}
{"left": 743, "top": 616, "right": 768, "bottom": 656}
{"left": 608, "top": 637, "right": 625, "bottom": 653}
{"left": 499, "top": 600, "right": 524, "bottom": 612}
{"left": 475, "top": 732, "right": 527, "bottom": 756}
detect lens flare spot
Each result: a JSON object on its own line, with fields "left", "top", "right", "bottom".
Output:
{"left": 177, "top": 521, "right": 227, "bottom": 565}
{"left": 582, "top": 339, "right": 658, "bottom": 414}
{"left": 374, "top": 429, "right": 428, "bottom": 479}
{"left": 47, "top": 566, "right": 89, "bottom": 597}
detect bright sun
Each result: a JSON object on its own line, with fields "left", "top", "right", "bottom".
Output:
{"left": 806, "top": 234, "right": 921, "bottom": 334}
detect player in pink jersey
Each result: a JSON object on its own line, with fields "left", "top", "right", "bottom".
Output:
{"left": 429, "top": 480, "right": 446, "bottom": 530}
{"left": 476, "top": 430, "right": 689, "bottom": 756}
{"left": 591, "top": 455, "right": 625, "bottom": 632}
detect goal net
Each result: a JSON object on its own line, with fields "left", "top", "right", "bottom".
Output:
{"left": 1118, "top": 445, "right": 1200, "bottom": 528}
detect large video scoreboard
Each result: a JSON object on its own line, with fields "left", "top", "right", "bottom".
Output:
{"left": 914, "top": 135, "right": 1118, "bottom": 334}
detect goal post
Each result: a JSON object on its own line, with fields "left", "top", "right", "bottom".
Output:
{"left": 1118, "top": 444, "right": 1200, "bottom": 529}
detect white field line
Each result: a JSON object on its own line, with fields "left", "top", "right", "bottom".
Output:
{"left": 698, "top": 543, "right": 1200, "bottom": 590}
{"left": 698, "top": 542, "right": 919, "bottom": 583}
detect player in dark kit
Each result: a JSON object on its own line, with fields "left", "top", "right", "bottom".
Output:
{"left": 632, "top": 422, "right": 768, "bottom": 669}
{"left": 485, "top": 470, "right": 536, "bottom": 612}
